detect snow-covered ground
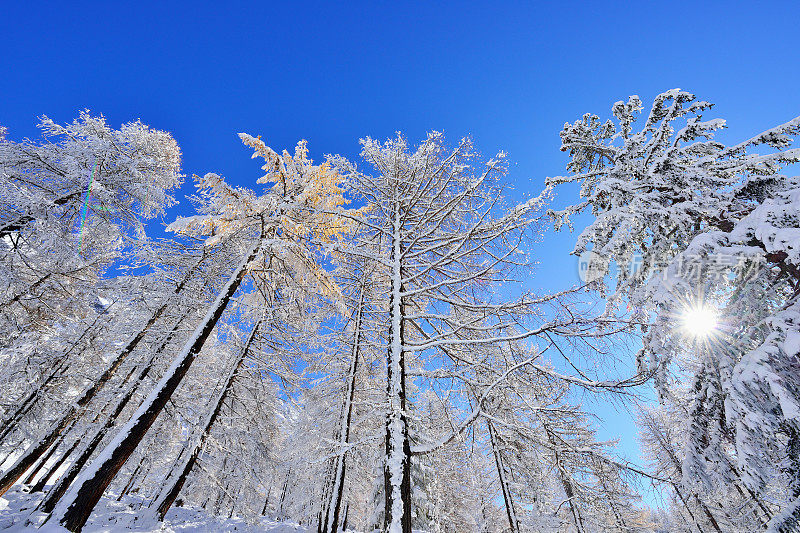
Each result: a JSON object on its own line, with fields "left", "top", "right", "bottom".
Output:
{"left": 0, "top": 487, "right": 308, "bottom": 532}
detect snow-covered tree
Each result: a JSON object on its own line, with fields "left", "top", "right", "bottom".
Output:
{"left": 50, "top": 133, "right": 356, "bottom": 531}
{"left": 0, "top": 113, "right": 183, "bottom": 499}
{"left": 326, "top": 131, "right": 639, "bottom": 532}
{"left": 549, "top": 89, "right": 800, "bottom": 531}
{"left": 0, "top": 112, "right": 182, "bottom": 342}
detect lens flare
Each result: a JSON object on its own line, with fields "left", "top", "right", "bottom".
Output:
{"left": 682, "top": 305, "right": 719, "bottom": 338}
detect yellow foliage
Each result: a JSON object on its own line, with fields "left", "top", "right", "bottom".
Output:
{"left": 238, "top": 134, "right": 362, "bottom": 246}
{"left": 236, "top": 133, "right": 371, "bottom": 301}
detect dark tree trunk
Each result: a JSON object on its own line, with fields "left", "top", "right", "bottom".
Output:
{"left": 22, "top": 433, "right": 64, "bottom": 486}
{"left": 31, "top": 437, "right": 82, "bottom": 494}
{"left": 53, "top": 240, "right": 261, "bottom": 532}
{"left": 672, "top": 484, "right": 706, "bottom": 533}
{"left": 261, "top": 484, "right": 272, "bottom": 516}
{"left": 154, "top": 320, "right": 262, "bottom": 520}
{"left": 116, "top": 460, "right": 143, "bottom": 502}
{"left": 277, "top": 471, "right": 290, "bottom": 520}
{"left": 341, "top": 502, "right": 349, "bottom": 532}
{"left": 487, "top": 420, "right": 519, "bottom": 533}
{"left": 40, "top": 382, "right": 142, "bottom": 512}
{"left": 545, "top": 428, "right": 586, "bottom": 533}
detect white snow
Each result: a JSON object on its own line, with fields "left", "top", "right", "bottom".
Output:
{"left": 0, "top": 487, "right": 309, "bottom": 533}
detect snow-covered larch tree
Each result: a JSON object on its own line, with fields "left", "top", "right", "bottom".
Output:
{"left": 326, "top": 131, "right": 606, "bottom": 532}
{"left": 0, "top": 113, "right": 183, "bottom": 497}
{"left": 0, "top": 112, "right": 182, "bottom": 339}
{"left": 49, "top": 134, "right": 357, "bottom": 531}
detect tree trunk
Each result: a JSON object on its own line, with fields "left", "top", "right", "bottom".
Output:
{"left": 488, "top": 420, "right": 519, "bottom": 533}
{"left": 646, "top": 410, "right": 723, "bottom": 533}
{"left": 545, "top": 428, "right": 586, "bottom": 533}
{"left": 672, "top": 483, "right": 706, "bottom": 533}
{"left": 321, "top": 286, "right": 364, "bottom": 533}
{"left": 212, "top": 456, "right": 231, "bottom": 517}
{"left": 51, "top": 239, "right": 262, "bottom": 531}
{"left": 31, "top": 437, "right": 82, "bottom": 494}
{"left": 318, "top": 465, "right": 336, "bottom": 533}
{"left": 383, "top": 202, "right": 412, "bottom": 533}
{"left": 153, "top": 320, "right": 262, "bottom": 520}
{"left": 261, "top": 484, "right": 272, "bottom": 516}
{"left": 22, "top": 433, "right": 64, "bottom": 486}
{"left": 227, "top": 484, "right": 240, "bottom": 519}
{"left": 39, "top": 373, "right": 146, "bottom": 512}
{"left": 341, "top": 502, "right": 349, "bottom": 532}
{"left": 277, "top": 471, "right": 290, "bottom": 520}
{"left": 594, "top": 460, "right": 628, "bottom": 531}
{"left": 116, "top": 459, "right": 143, "bottom": 502}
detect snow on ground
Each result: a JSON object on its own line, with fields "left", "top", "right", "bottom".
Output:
{"left": 0, "top": 487, "right": 308, "bottom": 532}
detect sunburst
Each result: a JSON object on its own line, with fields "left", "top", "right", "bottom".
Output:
{"left": 681, "top": 304, "right": 719, "bottom": 339}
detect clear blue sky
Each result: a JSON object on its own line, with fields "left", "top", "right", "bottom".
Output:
{"left": 3, "top": 0, "right": 799, "bottom": 506}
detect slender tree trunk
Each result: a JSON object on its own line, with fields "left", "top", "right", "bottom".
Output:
{"left": 153, "top": 320, "right": 262, "bottom": 520}
{"left": 261, "top": 484, "right": 272, "bottom": 516}
{"left": 383, "top": 201, "right": 412, "bottom": 533}
{"left": 52, "top": 239, "right": 262, "bottom": 531}
{"left": 321, "top": 286, "right": 364, "bottom": 533}
{"left": 116, "top": 460, "right": 143, "bottom": 502}
{"left": 227, "top": 484, "right": 240, "bottom": 519}
{"left": 487, "top": 420, "right": 519, "bottom": 533}
{"left": 212, "top": 456, "right": 231, "bottom": 517}
{"left": 40, "top": 378, "right": 143, "bottom": 512}
{"left": 22, "top": 433, "right": 64, "bottom": 486}
{"left": 31, "top": 437, "right": 82, "bottom": 494}
{"left": 277, "top": 471, "right": 290, "bottom": 521}
{"left": 726, "top": 459, "right": 773, "bottom": 524}
{"left": 646, "top": 412, "right": 723, "bottom": 533}
{"left": 318, "top": 465, "right": 335, "bottom": 533}
{"left": 696, "top": 495, "right": 724, "bottom": 533}
{"left": 672, "top": 483, "right": 706, "bottom": 533}
{"left": 594, "top": 461, "right": 628, "bottom": 531}
{"left": 0, "top": 257, "right": 203, "bottom": 497}
{"left": 545, "top": 428, "right": 586, "bottom": 533}
{"left": 341, "top": 502, "right": 349, "bottom": 532}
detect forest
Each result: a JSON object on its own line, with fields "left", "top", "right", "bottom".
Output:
{"left": 0, "top": 90, "right": 799, "bottom": 533}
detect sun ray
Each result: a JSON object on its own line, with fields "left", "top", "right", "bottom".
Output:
{"left": 682, "top": 305, "right": 719, "bottom": 339}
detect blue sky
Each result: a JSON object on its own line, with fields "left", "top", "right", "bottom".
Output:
{"left": 3, "top": 0, "right": 799, "bottom": 507}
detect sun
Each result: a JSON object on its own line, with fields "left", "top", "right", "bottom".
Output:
{"left": 682, "top": 305, "right": 719, "bottom": 338}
